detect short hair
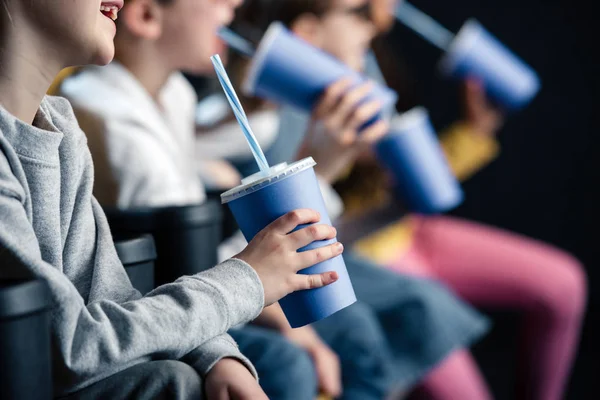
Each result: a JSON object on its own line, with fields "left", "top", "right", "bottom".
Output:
{"left": 235, "top": 0, "right": 333, "bottom": 35}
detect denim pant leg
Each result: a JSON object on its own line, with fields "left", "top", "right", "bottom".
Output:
{"left": 230, "top": 325, "right": 318, "bottom": 400}
{"left": 313, "top": 302, "right": 395, "bottom": 400}
{"left": 344, "top": 252, "right": 490, "bottom": 392}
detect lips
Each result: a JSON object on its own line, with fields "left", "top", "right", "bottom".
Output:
{"left": 100, "top": 0, "right": 124, "bottom": 21}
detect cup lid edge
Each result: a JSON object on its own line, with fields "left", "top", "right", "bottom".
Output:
{"left": 221, "top": 157, "right": 316, "bottom": 204}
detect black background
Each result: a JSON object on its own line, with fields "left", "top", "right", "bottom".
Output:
{"left": 385, "top": 0, "right": 597, "bottom": 397}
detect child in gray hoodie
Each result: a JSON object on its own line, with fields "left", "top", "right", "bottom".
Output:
{"left": 0, "top": 0, "right": 343, "bottom": 398}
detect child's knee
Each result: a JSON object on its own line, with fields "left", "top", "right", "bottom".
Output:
{"left": 324, "top": 303, "right": 392, "bottom": 382}
{"left": 283, "top": 346, "right": 318, "bottom": 392}
{"left": 335, "top": 303, "right": 388, "bottom": 352}
{"left": 539, "top": 252, "right": 587, "bottom": 322}
{"left": 264, "top": 342, "right": 318, "bottom": 398}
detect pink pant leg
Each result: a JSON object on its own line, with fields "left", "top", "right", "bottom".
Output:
{"left": 409, "top": 350, "right": 492, "bottom": 400}
{"left": 395, "top": 216, "right": 587, "bottom": 400}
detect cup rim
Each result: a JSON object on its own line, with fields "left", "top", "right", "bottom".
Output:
{"left": 438, "top": 18, "right": 483, "bottom": 76}
{"left": 220, "top": 157, "right": 316, "bottom": 204}
{"left": 242, "top": 21, "right": 287, "bottom": 96}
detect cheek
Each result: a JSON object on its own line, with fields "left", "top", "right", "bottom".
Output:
{"left": 183, "top": 22, "right": 217, "bottom": 59}
{"left": 162, "top": 3, "right": 222, "bottom": 71}
{"left": 53, "top": 10, "right": 112, "bottom": 65}
{"left": 180, "top": 6, "right": 216, "bottom": 44}
{"left": 63, "top": 1, "right": 101, "bottom": 38}
{"left": 193, "top": 29, "right": 220, "bottom": 71}
{"left": 170, "top": 24, "right": 218, "bottom": 73}
{"left": 318, "top": 26, "right": 367, "bottom": 71}
{"left": 191, "top": 10, "right": 221, "bottom": 55}
{"left": 320, "top": 27, "right": 352, "bottom": 57}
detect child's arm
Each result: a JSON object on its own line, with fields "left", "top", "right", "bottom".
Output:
{"left": 0, "top": 157, "right": 341, "bottom": 395}
{"left": 0, "top": 195, "right": 263, "bottom": 392}
{"left": 182, "top": 333, "right": 258, "bottom": 378}
{"left": 195, "top": 108, "right": 280, "bottom": 162}
{"left": 195, "top": 159, "right": 242, "bottom": 191}
{"left": 297, "top": 79, "right": 389, "bottom": 186}
{"left": 439, "top": 79, "right": 503, "bottom": 181}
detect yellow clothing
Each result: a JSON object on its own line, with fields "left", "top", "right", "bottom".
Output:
{"left": 353, "top": 123, "right": 500, "bottom": 265}
{"left": 47, "top": 67, "right": 79, "bottom": 96}
{"left": 438, "top": 122, "right": 501, "bottom": 183}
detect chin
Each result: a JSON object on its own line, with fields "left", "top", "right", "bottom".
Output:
{"left": 91, "top": 42, "right": 116, "bottom": 66}
{"left": 183, "top": 59, "right": 216, "bottom": 77}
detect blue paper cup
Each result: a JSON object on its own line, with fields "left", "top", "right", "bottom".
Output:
{"left": 221, "top": 158, "right": 357, "bottom": 328}
{"left": 243, "top": 22, "right": 397, "bottom": 128}
{"left": 439, "top": 19, "right": 540, "bottom": 110}
{"left": 375, "top": 107, "right": 464, "bottom": 213}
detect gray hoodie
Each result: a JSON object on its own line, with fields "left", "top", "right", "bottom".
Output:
{"left": 0, "top": 97, "right": 264, "bottom": 396}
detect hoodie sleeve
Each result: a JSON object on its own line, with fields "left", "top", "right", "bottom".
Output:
{"left": 0, "top": 156, "right": 264, "bottom": 395}
{"left": 182, "top": 333, "right": 258, "bottom": 379}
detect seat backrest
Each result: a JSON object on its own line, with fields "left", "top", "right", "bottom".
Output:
{"left": 0, "top": 279, "right": 52, "bottom": 400}
{"left": 114, "top": 235, "right": 157, "bottom": 295}
{"left": 206, "top": 190, "right": 239, "bottom": 241}
{"left": 104, "top": 201, "right": 223, "bottom": 287}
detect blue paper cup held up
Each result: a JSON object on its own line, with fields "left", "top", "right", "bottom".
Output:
{"left": 221, "top": 157, "right": 357, "bottom": 328}
{"left": 439, "top": 19, "right": 540, "bottom": 110}
{"left": 375, "top": 107, "right": 464, "bottom": 214}
{"left": 243, "top": 22, "right": 397, "bottom": 128}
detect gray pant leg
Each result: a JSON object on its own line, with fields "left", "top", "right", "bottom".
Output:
{"left": 60, "top": 360, "right": 203, "bottom": 400}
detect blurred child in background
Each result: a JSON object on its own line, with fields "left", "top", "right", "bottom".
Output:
{"left": 363, "top": 2, "right": 587, "bottom": 399}
{"left": 224, "top": 0, "right": 587, "bottom": 399}
{"left": 202, "top": 0, "right": 506, "bottom": 397}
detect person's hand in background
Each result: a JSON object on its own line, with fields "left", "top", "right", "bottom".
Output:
{"left": 462, "top": 78, "right": 505, "bottom": 137}
{"left": 284, "top": 326, "right": 343, "bottom": 398}
{"left": 196, "top": 159, "right": 242, "bottom": 190}
{"left": 298, "top": 78, "right": 389, "bottom": 184}
{"left": 254, "top": 304, "right": 342, "bottom": 399}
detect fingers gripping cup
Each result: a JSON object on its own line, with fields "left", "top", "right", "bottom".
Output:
{"left": 375, "top": 108, "right": 464, "bottom": 214}
{"left": 212, "top": 55, "right": 355, "bottom": 327}
{"left": 439, "top": 19, "right": 540, "bottom": 110}
{"left": 243, "top": 22, "right": 398, "bottom": 128}
{"left": 221, "top": 158, "right": 357, "bottom": 328}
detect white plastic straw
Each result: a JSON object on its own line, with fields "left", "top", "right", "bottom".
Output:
{"left": 218, "top": 27, "right": 256, "bottom": 57}
{"left": 211, "top": 54, "right": 270, "bottom": 173}
{"left": 395, "top": 2, "right": 455, "bottom": 51}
